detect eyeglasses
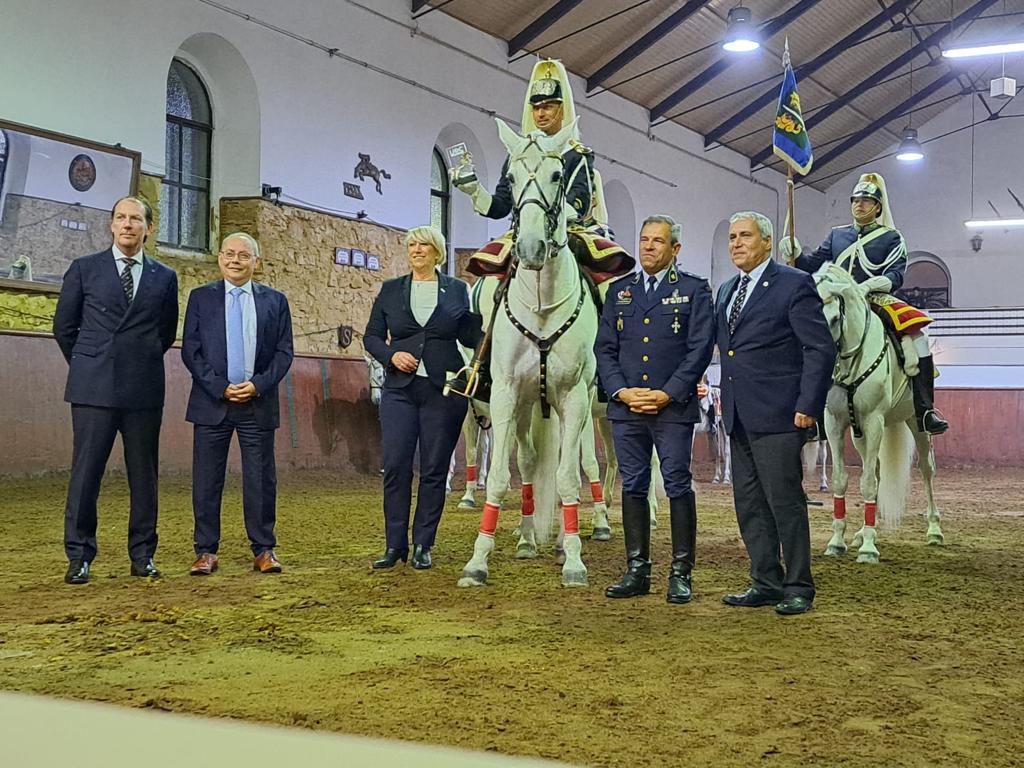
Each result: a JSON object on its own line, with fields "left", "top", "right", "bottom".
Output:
{"left": 219, "top": 250, "right": 254, "bottom": 262}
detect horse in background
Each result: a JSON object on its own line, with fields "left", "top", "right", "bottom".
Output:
{"left": 813, "top": 264, "right": 943, "bottom": 563}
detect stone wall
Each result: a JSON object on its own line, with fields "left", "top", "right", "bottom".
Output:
{"left": 0, "top": 177, "right": 412, "bottom": 356}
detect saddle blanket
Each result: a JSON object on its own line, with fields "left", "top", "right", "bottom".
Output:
{"left": 868, "top": 294, "right": 932, "bottom": 336}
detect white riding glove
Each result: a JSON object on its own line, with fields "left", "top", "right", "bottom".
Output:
{"left": 563, "top": 201, "right": 580, "bottom": 223}
{"left": 452, "top": 178, "right": 493, "bottom": 216}
{"left": 777, "top": 235, "right": 802, "bottom": 263}
{"left": 858, "top": 275, "right": 892, "bottom": 295}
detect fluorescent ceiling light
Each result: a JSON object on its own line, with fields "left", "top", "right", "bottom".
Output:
{"left": 963, "top": 218, "right": 1024, "bottom": 228}
{"left": 723, "top": 6, "right": 759, "bottom": 53}
{"left": 942, "top": 41, "right": 1024, "bottom": 59}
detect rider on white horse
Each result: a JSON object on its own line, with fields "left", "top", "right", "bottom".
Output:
{"left": 779, "top": 172, "right": 948, "bottom": 436}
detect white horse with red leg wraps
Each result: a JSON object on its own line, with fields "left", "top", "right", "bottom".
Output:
{"left": 813, "top": 264, "right": 944, "bottom": 563}
{"left": 458, "top": 118, "right": 596, "bottom": 588}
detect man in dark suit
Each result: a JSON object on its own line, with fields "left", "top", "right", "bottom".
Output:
{"left": 595, "top": 215, "right": 715, "bottom": 603}
{"left": 53, "top": 196, "right": 179, "bottom": 584}
{"left": 181, "top": 233, "right": 294, "bottom": 576}
{"left": 716, "top": 212, "right": 836, "bottom": 615}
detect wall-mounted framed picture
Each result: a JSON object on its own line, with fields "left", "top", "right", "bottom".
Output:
{"left": 334, "top": 247, "right": 351, "bottom": 266}
{"left": 0, "top": 118, "right": 141, "bottom": 286}
{"left": 351, "top": 249, "right": 366, "bottom": 268}
{"left": 366, "top": 254, "right": 380, "bottom": 271}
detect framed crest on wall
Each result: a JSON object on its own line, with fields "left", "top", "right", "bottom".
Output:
{"left": 0, "top": 118, "right": 141, "bottom": 286}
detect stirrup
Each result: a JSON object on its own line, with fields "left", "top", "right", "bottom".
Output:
{"left": 918, "top": 409, "right": 949, "bottom": 435}
{"left": 444, "top": 364, "right": 479, "bottom": 399}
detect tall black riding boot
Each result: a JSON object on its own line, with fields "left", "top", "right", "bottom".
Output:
{"left": 605, "top": 494, "right": 651, "bottom": 598}
{"left": 667, "top": 492, "right": 696, "bottom": 604}
{"left": 912, "top": 356, "right": 948, "bottom": 435}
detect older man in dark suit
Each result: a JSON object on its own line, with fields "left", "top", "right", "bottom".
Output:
{"left": 716, "top": 212, "right": 836, "bottom": 615}
{"left": 181, "top": 232, "right": 293, "bottom": 576}
{"left": 53, "top": 196, "right": 179, "bottom": 584}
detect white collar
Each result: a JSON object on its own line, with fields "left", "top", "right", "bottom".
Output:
{"left": 224, "top": 279, "right": 254, "bottom": 295}
{"left": 112, "top": 244, "right": 144, "bottom": 264}
{"left": 738, "top": 258, "right": 771, "bottom": 283}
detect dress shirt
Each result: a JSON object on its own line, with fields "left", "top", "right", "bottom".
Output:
{"left": 726, "top": 257, "right": 772, "bottom": 319}
{"left": 224, "top": 279, "right": 257, "bottom": 381}
{"left": 410, "top": 278, "right": 439, "bottom": 378}
{"left": 640, "top": 264, "right": 671, "bottom": 294}
{"left": 112, "top": 244, "right": 144, "bottom": 301}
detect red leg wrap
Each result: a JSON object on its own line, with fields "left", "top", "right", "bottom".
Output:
{"left": 480, "top": 503, "right": 500, "bottom": 536}
{"left": 466, "top": 465, "right": 476, "bottom": 483}
{"left": 833, "top": 496, "right": 846, "bottom": 520}
{"left": 590, "top": 481, "right": 604, "bottom": 504}
{"left": 864, "top": 501, "right": 877, "bottom": 528}
{"left": 562, "top": 502, "right": 580, "bottom": 536}
{"left": 521, "top": 483, "right": 535, "bottom": 517}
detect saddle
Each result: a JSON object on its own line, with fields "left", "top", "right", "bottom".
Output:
{"left": 867, "top": 294, "right": 932, "bottom": 337}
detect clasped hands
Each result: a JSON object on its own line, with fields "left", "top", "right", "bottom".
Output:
{"left": 223, "top": 381, "right": 257, "bottom": 403}
{"left": 391, "top": 351, "right": 419, "bottom": 374}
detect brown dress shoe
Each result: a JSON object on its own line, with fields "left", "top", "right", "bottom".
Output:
{"left": 254, "top": 550, "right": 282, "bottom": 573}
{"left": 190, "top": 553, "right": 219, "bottom": 576}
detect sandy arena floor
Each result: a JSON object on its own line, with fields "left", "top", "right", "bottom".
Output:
{"left": 0, "top": 466, "right": 1021, "bottom": 767}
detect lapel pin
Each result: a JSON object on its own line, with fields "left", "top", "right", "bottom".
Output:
{"left": 763, "top": 281, "right": 769, "bottom": 287}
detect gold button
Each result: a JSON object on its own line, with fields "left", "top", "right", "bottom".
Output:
{"left": 642, "top": 374, "right": 649, "bottom": 382}
{"left": 643, "top": 336, "right": 649, "bottom": 343}
{"left": 642, "top": 355, "right": 649, "bottom": 362}
{"left": 728, "top": 350, "right": 735, "bottom": 357}
{"left": 643, "top": 318, "right": 650, "bottom": 325}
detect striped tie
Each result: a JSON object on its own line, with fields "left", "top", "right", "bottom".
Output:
{"left": 728, "top": 275, "right": 750, "bottom": 335}
{"left": 120, "top": 258, "right": 136, "bottom": 303}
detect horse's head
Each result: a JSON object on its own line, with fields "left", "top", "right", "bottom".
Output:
{"left": 813, "top": 263, "right": 861, "bottom": 343}
{"left": 495, "top": 116, "right": 578, "bottom": 270}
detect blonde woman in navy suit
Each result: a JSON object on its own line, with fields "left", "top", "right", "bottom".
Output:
{"left": 364, "top": 226, "right": 482, "bottom": 570}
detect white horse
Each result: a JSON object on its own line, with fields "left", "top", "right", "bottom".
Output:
{"left": 459, "top": 119, "right": 596, "bottom": 588}
{"left": 708, "top": 385, "right": 731, "bottom": 486}
{"left": 813, "top": 264, "right": 944, "bottom": 563}
{"left": 802, "top": 439, "right": 829, "bottom": 493}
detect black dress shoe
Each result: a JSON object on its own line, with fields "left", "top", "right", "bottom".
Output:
{"left": 666, "top": 573, "right": 692, "bottom": 604}
{"left": 65, "top": 560, "right": 90, "bottom": 585}
{"left": 605, "top": 567, "right": 651, "bottom": 599}
{"left": 775, "top": 595, "right": 813, "bottom": 615}
{"left": 372, "top": 548, "right": 408, "bottom": 569}
{"left": 411, "top": 545, "right": 432, "bottom": 570}
{"left": 721, "top": 587, "right": 783, "bottom": 607}
{"left": 130, "top": 559, "right": 161, "bottom": 578}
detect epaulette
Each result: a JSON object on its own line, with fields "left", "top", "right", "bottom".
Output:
{"left": 678, "top": 270, "right": 707, "bottom": 282}
{"left": 609, "top": 271, "right": 637, "bottom": 287}
{"left": 569, "top": 139, "right": 592, "bottom": 155}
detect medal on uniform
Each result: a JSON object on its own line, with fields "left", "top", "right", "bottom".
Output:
{"left": 616, "top": 316, "right": 623, "bottom": 332}
{"left": 615, "top": 288, "right": 632, "bottom": 305}
{"left": 671, "top": 316, "right": 681, "bottom": 334}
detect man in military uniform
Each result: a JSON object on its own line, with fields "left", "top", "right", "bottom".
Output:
{"left": 779, "top": 172, "right": 948, "bottom": 435}
{"left": 595, "top": 215, "right": 715, "bottom": 603}
{"left": 454, "top": 59, "right": 594, "bottom": 226}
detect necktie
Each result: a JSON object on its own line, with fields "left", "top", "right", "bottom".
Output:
{"left": 120, "top": 258, "right": 136, "bottom": 303}
{"left": 227, "top": 287, "right": 246, "bottom": 384}
{"left": 647, "top": 275, "right": 657, "bottom": 296}
{"left": 728, "top": 275, "right": 750, "bottom": 334}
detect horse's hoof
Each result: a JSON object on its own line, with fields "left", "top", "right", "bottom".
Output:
{"left": 457, "top": 499, "right": 476, "bottom": 510}
{"left": 927, "top": 534, "right": 945, "bottom": 546}
{"left": 590, "top": 527, "right": 612, "bottom": 542}
{"left": 824, "top": 544, "right": 847, "bottom": 557}
{"left": 856, "top": 552, "right": 880, "bottom": 564}
{"left": 649, "top": 519, "right": 658, "bottom": 530}
{"left": 851, "top": 535, "right": 864, "bottom": 548}
{"left": 512, "top": 526, "right": 521, "bottom": 538}
{"left": 553, "top": 547, "right": 566, "bottom": 566}
{"left": 819, "top": 484, "right": 829, "bottom": 493}
{"left": 561, "top": 570, "right": 589, "bottom": 588}
{"left": 515, "top": 543, "right": 538, "bottom": 559}
{"left": 457, "top": 570, "right": 487, "bottom": 587}
{"left": 712, "top": 478, "right": 721, "bottom": 485}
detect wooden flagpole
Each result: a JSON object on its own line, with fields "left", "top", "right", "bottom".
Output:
{"left": 786, "top": 166, "right": 797, "bottom": 265}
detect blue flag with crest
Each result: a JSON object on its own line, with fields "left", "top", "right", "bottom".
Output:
{"left": 773, "top": 40, "right": 813, "bottom": 175}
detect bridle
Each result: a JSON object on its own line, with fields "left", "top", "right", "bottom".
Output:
{"left": 507, "top": 135, "right": 568, "bottom": 263}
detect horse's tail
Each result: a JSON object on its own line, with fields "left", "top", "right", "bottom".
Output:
{"left": 877, "top": 421, "right": 914, "bottom": 528}
{"left": 530, "top": 401, "right": 561, "bottom": 545}
{"left": 381, "top": 169, "right": 392, "bottom": 179}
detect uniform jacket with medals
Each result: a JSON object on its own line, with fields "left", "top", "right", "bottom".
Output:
{"left": 595, "top": 265, "right": 715, "bottom": 424}
{"left": 484, "top": 141, "right": 594, "bottom": 222}
{"left": 795, "top": 222, "right": 906, "bottom": 291}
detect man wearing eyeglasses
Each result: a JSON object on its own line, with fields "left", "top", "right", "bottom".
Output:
{"left": 181, "top": 233, "right": 294, "bottom": 576}
{"left": 53, "top": 196, "right": 179, "bottom": 585}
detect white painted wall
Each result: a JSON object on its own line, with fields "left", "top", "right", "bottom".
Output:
{"left": 822, "top": 93, "right": 1024, "bottom": 308}
{"left": 0, "top": 0, "right": 823, "bottom": 284}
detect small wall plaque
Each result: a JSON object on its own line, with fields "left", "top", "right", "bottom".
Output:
{"left": 351, "top": 249, "right": 366, "bottom": 268}
{"left": 366, "top": 254, "right": 380, "bottom": 271}
{"left": 343, "top": 182, "right": 364, "bottom": 200}
{"left": 334, "top": 247, "right": 350, "bottom": 265}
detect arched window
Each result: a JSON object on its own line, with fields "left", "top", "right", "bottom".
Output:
{"left": 430, "top": 147, "right": 451, "bottom": 270}
{"left": 159, "top": 59, "right": 212, "bottom": 251}
{"left": 0, "top": 130, "right": 8, "bottom": 224}
{"left": 898, "top": 253, "right": 951, "bottom": 308}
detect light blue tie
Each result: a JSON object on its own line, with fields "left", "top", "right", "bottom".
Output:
{"left": 227, "top": 287, "right": 246, "bottom": 384}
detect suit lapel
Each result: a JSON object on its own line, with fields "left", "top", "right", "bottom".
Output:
{"left": 717, "top": 275, "right": 738, "bottom": 326}
{"left": 102, "top": 249, "right": 130, "bottom": 314}
{"left": 735, "top": 260, "right": 778, "bottom": 329}
{"left": 125, "top": 257, "right": 160, "bottom": 319}
{"left": 252, "top": 282, "right": 268, "bottom": 359}
{"left": 212, "top": 281, "right": 228, "bottom": 369}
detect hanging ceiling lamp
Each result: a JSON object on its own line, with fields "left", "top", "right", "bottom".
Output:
{"left": 895, "top": 126, "right": 925, "bottom": 162}
{"left": 722, "top": 6, "right": 760, "bottom": 53}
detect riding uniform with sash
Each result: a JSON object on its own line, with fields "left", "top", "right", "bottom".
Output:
{"left": 456, "top": 60, "right": 633, "bottom": 286}
{"left": 791, "top": 173, "right": 947, "bottom": 435}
